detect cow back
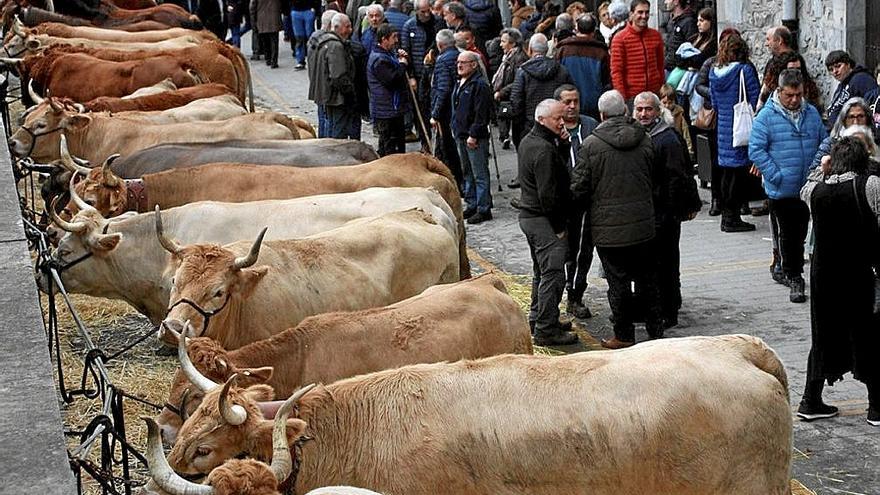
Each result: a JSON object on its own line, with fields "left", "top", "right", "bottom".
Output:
{"left": 85, "top": 83, "right": 231, "bottom": 112}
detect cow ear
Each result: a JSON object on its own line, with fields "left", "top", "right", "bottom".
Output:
{"left": 213, "top": 356, "right": 229, "bottom": 375}
{"left": 25, "top": 38, "right": 40, "bottom": 51}
{"left": 63, "top": 114, "right": 91, "bottom": 130}
{"left": 88, "top": 232, "right": 122, "bottom": 253}
{"left": 238, "top": 366, "right": 274, "bottom": 385}
{"left": 242, "top": 383, "right": 275, "bottom": 403}
{"left": 235, "top": 266, "right": 269, "bottom": 298}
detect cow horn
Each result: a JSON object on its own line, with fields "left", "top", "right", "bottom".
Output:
{"left": 12, "top": 15, "right": 25, "bottom": 37}
{"left": 0, "top": 57, "right": 23, "bottom": 66}
{"left": 269, "top": 384, "right": 313, "bottom": 484}
{"left": 218, "top": 374, "right": 248, "bottom": 426}
{"left": 72, "top": 102, "right": 86, "bottom": 113}
{"left": 59, "top": 135, "right": 90, "bottom": 176}
{"left": 142, "top": 417, "right": 214, "bottom": 495}
{"left": 155, "top": 206, "right": 182, "bottom": 255}
{"left": 101, "top": 157, "right": 121, "bottom": 187}
{"left": 177, "top": 320, "right": 218, "bottom": 394}
{"left": 68, "top": 175, "right": 97, "bottom": 214}
{"left": 231, "top": 227, "right": 268, "bottom": 270}
{"left": 48, "top": 197, "right": 86, "bottom": 233}
{"left": 27, "top": 80, "right": 44, "bottom": 105}
{"left": 179, "top": 388, "right": 191, "bottom": 422}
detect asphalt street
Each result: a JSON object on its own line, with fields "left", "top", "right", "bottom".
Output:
{"left": 247, "top": 35, "right": 879, "bottom": 494}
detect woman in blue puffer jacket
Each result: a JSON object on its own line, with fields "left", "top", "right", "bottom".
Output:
{"left": 709, "top": 32, "right": 760, "bottom": 232}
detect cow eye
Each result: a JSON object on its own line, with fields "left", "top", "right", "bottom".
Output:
{"left": 196, "top": 446, "right": 212, "bottom": 457}
{"left": 214, "top": 289, "right": 224, "bottom": 298}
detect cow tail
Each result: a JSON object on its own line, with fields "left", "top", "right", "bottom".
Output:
{"left": 272, "top": 114, "right": 303, "bottom": 140}
{"left": 222, "top": 43, "right": 252, "bottom": 111}
{"left": 730, "top": 334, "right": 790, "bottom": 400}
{"left": 185, "top": 68, "right": 206, "bottom": 86}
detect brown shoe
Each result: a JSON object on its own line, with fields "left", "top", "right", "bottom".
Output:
{"left": 601, "top": 337, "right": 635, "bottom": 349}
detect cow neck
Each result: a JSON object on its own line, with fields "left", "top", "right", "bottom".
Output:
{"left": 124, "top": 178, "right": 148, "bottom": 213}
{"left": 232, "top": 327, "right": 308, "bottom": 396}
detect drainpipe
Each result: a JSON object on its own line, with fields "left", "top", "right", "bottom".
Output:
{"left": 781, "top": 0, "right": 799, "bottom": 49}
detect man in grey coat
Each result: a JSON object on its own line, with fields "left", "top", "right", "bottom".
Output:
{"left": 250, "top": 0, "right": 282, "bottom": 67}
{"left": 309, "top": 13, "right": 359, "bottom": 138}
{"left": 571, "top": 90, "right": 662, "bottom": 349}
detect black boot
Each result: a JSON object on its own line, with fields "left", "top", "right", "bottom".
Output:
{"left": 708, "top": 198, "right": 721, "bottom": 216}
{"left": 720, "top": 210, "right": 756, "bottom": 233}
{"left": 868, "top": 381, "right": 880, "bottom": 426}
{"left": 797, "top": 379, "right": 839, "bottom": 421}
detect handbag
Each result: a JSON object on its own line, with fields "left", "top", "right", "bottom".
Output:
{"left": 694, "top": 104, "right": 716, "bottom": 130}
{"left": 732, "top": 68, "right": 755, "bottom": 147}
{"left": 497, "top": 101, "right": 514, "bottom": 120}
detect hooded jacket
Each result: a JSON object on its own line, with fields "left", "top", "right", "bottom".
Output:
{"left": 571, "top": 115, "right": 657, "bottom": 247}
{"left": 648, "top": 118, "right": 702, "bottom": 222}
{"left": 749, "top": 93, "right": 827, "bottom": 199}
{"left": 555, "top": 35, "right": 610, "bottom": 117}
{"left": 826, "top": 65, "right": 879, "bottom": 131}
{"left": 510, "top": 56, "right": 573, "bottom": 128}
{"left": 308, "top": 31, "right": 355, "bottom": 107}
{"left": 463, "top": 0, "right": 503, "bottom": 47}
{"left": 367, "top": 44, "right": 409, "bottom": 119}
{"left": 709, "top": 61, "right": 760, "bottom": 167}
{"left": 610, "top": 24, "right": 664, "bottom": 100}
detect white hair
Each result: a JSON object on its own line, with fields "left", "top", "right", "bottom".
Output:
{"left": 321, "top": 10, "right": 337, "bottom": 30}
{"left": 598, "top": 90, "right": 626, "bottom": 117}
{"left": 331, "top": 13, "right": 351, "bottom": 30}
{"left": 534, "top": 98, "right": 559, "bottom": 121}
{"left": 555, "top": 13, "right": 574, "bottom": 32}
{"left": 366, "top": 4, "right": 384, "bottom": 15}
{"left": 608, "top": 0, "right": 629, "bottom": 22}
{"left": 435, "top": 29, "right": 455, "bottom": 49}
{"left": 528, "top": 33, "right": 548, "bottom": 55}
{"left": 633, "top": 91, "right": 660, "bottom": 110}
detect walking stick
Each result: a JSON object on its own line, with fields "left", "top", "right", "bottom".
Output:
{"left": 408, "top": 82, "right": 433, "bottom": 155}
{"left": 487, "top": 125, "right": 502, "bottom": 192}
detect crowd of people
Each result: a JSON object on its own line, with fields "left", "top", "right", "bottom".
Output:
{"left": 169, "top": 0, "right": 880, "bottom": 427}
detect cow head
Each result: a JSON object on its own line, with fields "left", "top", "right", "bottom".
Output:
{"left": 167, "top": 375, "right": 314, "bottom": 476}
{"left": 40, "top": 135, "right": 93, "bottom": 224}
{"left": 156, "top": 322, "right": 273, "bottom": 446}
{"left": 3, "top": 16, "right": 42, "bottom": 55}
{"left": 8, "top": 97, "right": 90, "bottom": 162}
{"left": 144, "top": 384, "right": 307, "bottom": 495}
{"left": 67, "top": 152, "right": 125, "bottom": 218}
{"left": 156, "top": 207, "right": 270, "bottom": 342}
{"left": 36, "top": 182, "right": 122, "bottom": 294}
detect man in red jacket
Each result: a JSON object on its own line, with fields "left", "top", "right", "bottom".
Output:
{"left": 610, "top": 0, "right": 664, "bottom": 105}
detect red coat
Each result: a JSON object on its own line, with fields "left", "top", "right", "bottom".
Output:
{"left": 610, "top": 24, "right": 665, "bottom": 100}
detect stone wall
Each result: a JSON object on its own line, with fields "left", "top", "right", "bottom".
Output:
{"left": 716, "top": 0, "right": 866, "bottom": 115}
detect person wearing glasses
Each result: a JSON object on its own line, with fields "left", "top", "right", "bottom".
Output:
{"left": 749, "top": 69, "right": 827, "bottom": 304}
{"left": 824, "top": 50, "right": 878, "bottom": 132}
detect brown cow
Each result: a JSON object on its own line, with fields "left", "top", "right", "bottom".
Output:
{"left": 84, "top": 83, "right": 232, "bottom": 112}
{"left": 19, "top": 40, "right": 250, "bottom": 105}
{"left": 156, "top": 274, "right": 532, "bottom": 444}
{"left": 167, "top": 335, "right": 793, "bottom": 494}
{"left": 57, "top": 152, "right": 470, "bottom": 277}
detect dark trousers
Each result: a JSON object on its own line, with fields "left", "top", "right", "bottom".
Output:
{"left": 259, "top": 32, "right": 279, "bottom": 66}
{"left": 326, "top": 104, "right": 359, "bottom": 139}
{"left": 520, "top": 215, "right": 568, "bottom": 335}
{"left": 597, "top": 241, "right": 661, "bottom": 341}
{"left": 719, "top": 165, "right": 751, "bottom": 212}
{"left": 656, "top": 219, "right": 683, "bottom": 318}
{"left": 769, "top": 197, "right": 810, "bottom": 278}
{"left": 435, "top": 118, "right": 463, "bottom": 186}
{"left": 565, "top": 208, "right": 593, "bottom": 303}
{"left": 374, "top": 115, "right": 406, "bottom": 156}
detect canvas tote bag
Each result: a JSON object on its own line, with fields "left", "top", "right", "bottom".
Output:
{"left": 732, "top": 67, "right": 754, "bottom": 147}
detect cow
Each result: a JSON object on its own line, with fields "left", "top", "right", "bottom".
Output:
{"left": 167, "top": 334, "right": 793, "bottom": 495}
{"left": 157, "top": 207, "right": 460, "bottom": 350}
{"left": 38, "top": 186, "right": 458, "bottom": 324}
{"left": 44, "top": 0, "right": 201, "bottom": 29}
{"left": 142, "top": 388, "right": 313, "bottom": 495}
{"left": 27, "top": 22, "right": 215, "bottom": 42}
{"left": 84, "top": 83, "right": 232, "bottom": 112}
{"left": 14, "top": 40, "right": 250, "bottom": 105}
{"left": 9, "top": 100, "right": 298, "bottom": 163}
{"left": 155, "top": 273, "right": 532, "bottom": 444}
{"left": 119, "top": 78, "right": 176, "bottom": 99}
{"left": 58, "top": 151, "right": 470, "bottom": 278}
{"left": 12, "top": 5, "right": 202, "bottom": 31}
{"left": 4, "top": 21, "right": 204, "bottom": 54}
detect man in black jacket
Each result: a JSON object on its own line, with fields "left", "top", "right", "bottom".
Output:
{"left": 634, "top": 91, "right": 701, "bottom": 329}
{"left": 518, "top": 98, "right": 580, "bottom": 346}
{"left": 452, "top": 50, "right": 493, "bottom": 224}
{"left": 571, "top": 90, "right": 662, "bottom": 349}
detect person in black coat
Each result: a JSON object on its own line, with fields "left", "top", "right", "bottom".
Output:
{"left": 634, "top": 91, "right": 701, "bottom": 329}
{"left": 518, "top": 98, "right": 580, "bottom": 346}
{"left": 452, "top": 50, "right": 494, "bottom": 224}
{"left": 199, "top": 0, "right": 227, "bottom": 40}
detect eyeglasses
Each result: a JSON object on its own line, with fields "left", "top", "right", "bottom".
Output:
{"left": 846, "top": 113, "right": 867, "bottom": 121}
{"left": 456, "top": 61, "right": 476, "bottom": 65}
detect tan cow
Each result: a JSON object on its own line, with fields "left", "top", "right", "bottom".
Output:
{"left": 120, "top": 78, "right": 177, "bottom": 99}
{"left": 8, "top": 99, "right": 299, "bottom": 163}
{"left": 26, "top": 22, "right": 216, "bottom": 43}
{"left": 155, "top": 274, "right": 532, "bottom": 444}
{"left": 40, "top": 186, "right": 458, "bottom": 323}
{"left": 5, "top": 29, "right": 204, "bottom": 55}
{"left": 59, "top": 152, "right": 469, "bottom": 278}
{"left": 158, "top": 208, "right": 460, "bottom": 350}
{"left": 168, "top": 335, "right": 793, "bottom": 495}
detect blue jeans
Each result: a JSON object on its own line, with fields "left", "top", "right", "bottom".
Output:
{"left": 316, "top": 104, "right": 328, "bottom": 138}
{"left": 291, "top": 9, "right": 315, "bottom": 64}
{"left": 229, "top": 24, "right": 242, "bottom": 47}
{"left": 327, "top": 104, "right": 359, "bottom": 139}
{"left": 456, "top": 137, "right": 491, "bottom": 214}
